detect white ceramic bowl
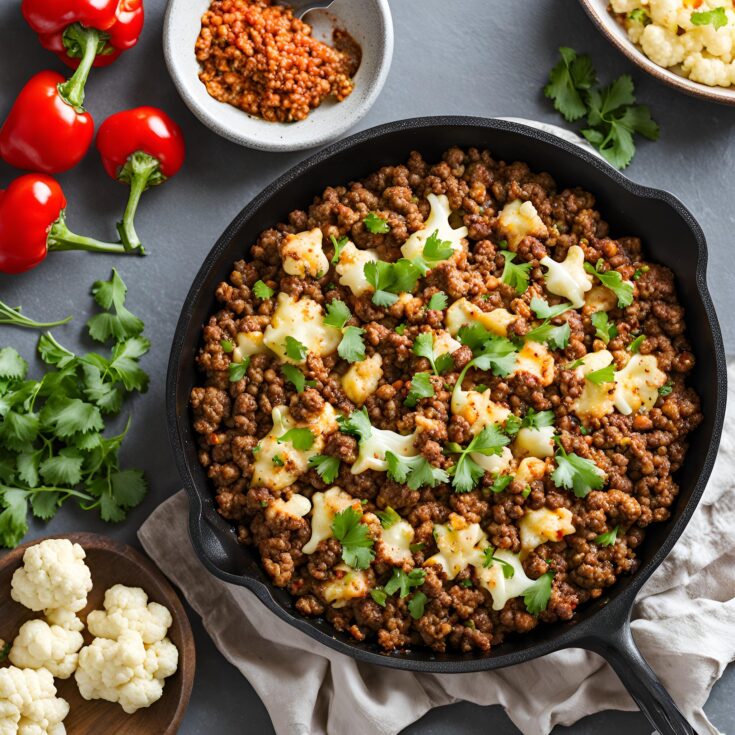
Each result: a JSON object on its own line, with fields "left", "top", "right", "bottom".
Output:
{"left": 579, "top": 0, "right": 735, "bottom": 105}
{"left": 163, "top": 0, "right": 394, "bottom": 151}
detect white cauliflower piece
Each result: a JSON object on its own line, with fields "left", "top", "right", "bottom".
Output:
{"left": 335, "top": 242, "right": 378, "bottom": 296}
{"left": 87, "top": 585, "right": 172, "bottom": 646}
{"left": 44, "top": 610, "right": 83, "bottom": 633}
{"left": 341, "top": 353, "right": 383, "bottom": 404}
{"left": 513, "top": 426, "right": 556, "bottom": 459}
{"left": 683, "top": 52, "right": 732, "bottom": 86}
{"left": 519, "top": 507, "right": 575, "bottom": 555}
{"left": 611, "top": 0, "right": 641, "bottom": 12}
{"left": 11, "top": 539, "right": 92, "bottom": 615}
{"left": 0, "top": 667, "right": 69, "bottom": 735}
{"left": 540, "top": 245, "right": 592, "bottom": 308}
{"left": 497, "top": 200, "right": 548, "bottom": 250}
{"left": 75, "top": 631, "right": 178, "bottom": 715}
{"left": 613, "top": 353, "right": 668, "bottom": 415}
{"left": 278, "top": 228, "right": 329, "bottom": 278}
{"left": 648, "top": 0, "right": 680, "bottom": 31}
{"left": 8, "top": 621, "right": 83, "bottom": 680}
{"left": 401, "top": 193, "right": 468, "bottom": 261}
{"left": 640, "top": 24, "right": 688, "bottom": 67}
{"left": 320, "top": 564, "right": 370, "bottom": 608}
{"left": 303, "top": 487, "right": 360, "bottom": 555}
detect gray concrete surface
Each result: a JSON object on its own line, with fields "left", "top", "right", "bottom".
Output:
{"left": 0, "top": 0, "right": 733, "bottom": 732}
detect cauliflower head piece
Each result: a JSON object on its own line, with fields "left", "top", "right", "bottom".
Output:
{"left": 11, "top": 540, "right": 92, "bottom": 615}
{"left": 9, "top": 621, "right": 83, "bottom": 680}
{"left": 86, "top": 584, "right": 173, "bottom": 645}
{"left": 0, "top": 667, "right": 69, "bottom": 735}
{"left": 75, "top": 631, "right": 178, "bottom": 714}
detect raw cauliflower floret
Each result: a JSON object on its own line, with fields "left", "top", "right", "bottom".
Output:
{"left": 611, "top": 0, "right": 640, "bottom": 12}
{"left": 640, "top": 24, "right": 688, "bottom": 68}
{"left": 0, "top": 667, "right": 69, "bottom": 735}
{"left": 87, "top": 585, "right": 172, "bottom": 646}
{"left": 8, "top": 621, "right": 83, "bottom": 680}
{"left": 75, "top": 631, "right": 178, "bottom": 715}
{"left": 11, "top": 539, "right": 92, "bottom": 615}
{"left": 683, "top": 52, "right": 732, "bottom": 87}
{"left": 648, "top": 0, "right": 679, "bottom": 32}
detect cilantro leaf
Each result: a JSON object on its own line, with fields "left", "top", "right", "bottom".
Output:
{"left": 331, "top": 506, "right": 375, "bottom": 569}
{"left": 285, "top": 336, "right": 308, "bottom": 362}
{"left": 584, "top": 262, "right": 634, "bottom": 307}
{"left": 427, "top": 291, "right": 448, "bottom": 311}
{"left": 330, "top": 235, "right": 349, "bottom": 264}
{"left": 384, "top": 568, "right": 425, "bottom": 598}
{"left": 448, "top": 425, "right": 510, "bottom": 493}
{"left": 628, "top": 8, "right": 650, "bottom": 24}
{"left": 324, "top": 299, "right": 351, "bottom": 329}
{"left": 628, "top": 334, "right": 645, "bottom": 353}
{"left": 594, "top": 525, "right": 619, "bottom": 546}
{"left": 338, "top": 326, "right": 366, "bottom": 363}
{"left": 308, "top": 454, "right": 340, "bottom": 483}
{"left": 364, "top": 212, "right": 390, "bottom": 234}
{"left": 376, "top": 506, "right": 401, "bottom": 529}
{"left": 364, "top": 259, "right": 423, "bottom": 307}
{"left": 408, "top": 591, "right": 427, "bottom": 619}
{"left": 370, "top": 588, "right": 387, "bottom": 606}
{"left": 552, "top": 444, "right": 605, "bottom": 498}
{"left": 413, "top": 332, "right": 453, "bottom": 376}
{"left": 691, "top": 7, "right": 727, "bottom": 29}
{"left": 229, "top": 357, "right": 250, "bottom": 382}
{"left": 87, "top": 270, "right": 144, "bottom": 342}
{"left": 282, "top": 364, "right": 307, "bottom": 393}
{"left": 385, "top": 452, "right": 449, "bottom": 490}
{"left": 524, "top": 571, "right": 555, "bottom": 614}
{"left": 499, "top": 251, "right": 532, "bottom": 294}
{"left": 39, "top": 448, "right": 83, "bottom": 486}
{"left": 0, "top": 411, "right": 40, "bottom": 450}
{"left": 0, "top": 348, "right": 28, "bottom": 380}
{"left": 544, "top": 47, "right": 596, "bottom": 122}
{"left": 277, "top": 428, "right": 315, "bottom": 451}
{"left": 525, "top": 320, "right": 570, "bottom": 350}
{"left": 586, "top": 364, "right": 616, "bottom": 385}
{"left": 659, "top": 381, "right": 673, "bottom": 397}
{"left": 412, "top": 231, "right": 454, "bottom": 274}
{"left": 482, "top": 547, "right": 515, "bottom": 578}
{"left": 253, "top": 280, "right": 274, "bottom": 299}
{"left": 521, "top": 408, "right": 555, "bottom": 429}
{"left": 337, "top": 407, "right": 372, "bottom": 441}
{"left": 489, "top": 474, "right": 513, "bottom": 494}
{"left": 404, "top": 372, "right": 434, "bottom": 408}
{"left": 0, "top": 486, "right": 29, "bottom": 548}
{"left": 530, "top": 296, "right": 571, "bottom": 320}
{"left": 591, "top": 311, "right": 617, "bottom": 344}
{"left": 42, "top": 398, "right": 103, "bottom": 438}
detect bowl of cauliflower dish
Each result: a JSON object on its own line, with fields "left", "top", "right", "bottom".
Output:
{"left": 0, "top": 536, "right": 194, "bottom": 735}
{"left": 580, "top": 0, "right": 735, "bottom": 103}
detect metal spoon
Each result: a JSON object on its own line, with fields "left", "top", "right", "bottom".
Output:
{"left": 282, "top": 0, "right": 336, "bottom": 19}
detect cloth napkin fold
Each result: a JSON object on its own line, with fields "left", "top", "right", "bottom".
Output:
{"left": 139, "top": 365, "right": 735, "bottom": 735}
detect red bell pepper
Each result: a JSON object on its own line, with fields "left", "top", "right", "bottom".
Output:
{"left": 22, "top": 0, "right": 144, "bottom": 69}
{"left": 0, "top": 70, "right": 95, "bottom": 174}
{"left": 0, "top": 174, "right": 139, "bottom": 275}
{"left": 96, "top": 107, "right": 185, "bottom": 252}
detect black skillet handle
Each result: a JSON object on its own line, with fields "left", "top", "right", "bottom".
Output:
{"left": 578, "top": 620, "right": 697, "bottom": 735}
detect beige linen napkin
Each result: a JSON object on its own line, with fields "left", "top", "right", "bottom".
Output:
{"left": 139, "top": 366, "right": 735, "bottom": 735}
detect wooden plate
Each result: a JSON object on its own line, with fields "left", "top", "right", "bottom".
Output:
{"left": 0, "top": 533, "right": 195, "bottom": 735}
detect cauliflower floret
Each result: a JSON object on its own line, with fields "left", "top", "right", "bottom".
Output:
{"left": 75, "top": 631, "right": 178, "bottom": 715}
{"left": 400, "top": 193, "right": 468, "bottom": 261}
{"left": 497, "top": 200, "right": 548, "bottom": 250}
{"left": 302, "top": 487, "right": 360, "bottom": 555}
{"left": 611, "top": 0, "right": 641, "bottom": 12}
{"left": 683, "top": 52, "right": 732, "bottom": 86}
{"left": 44, "top": 610, "right": 83, "bottom": 634}
{"left": 0, "top": 667, "right": 69, "bottom": 735}
{"left": 278, "top": 228, "right": 329, "bottom": 279}
{"left": 8, "top": 621, "right": 83, "bottom": 680}
{"left": 341, "top": 353, "right": 383, "bottom": 405}
{"left": 335, "top": 242, "right": 378, "bottom": 296}
{"left": 11, "top": 539, "right": 92, "bottom": 615}
{"left": 351, "top": 427, "right": 419, "bottom": 474}
{"left": 648, "top": 0, "right": 680, "bottom": 31}
{"left": 86, "top": 585, "right": 172, "bottom": 646}
{"left": 640, "top": 24, "right": 688, "bottom": 67}
{"left": 540, "top": 245, "right": 592, "bottom": 308}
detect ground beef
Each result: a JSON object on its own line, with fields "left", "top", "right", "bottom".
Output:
{"left": 196, "top": 0, "right": 361, "bottom": 122}
{"left": 191, "top": 147, "right": 702, "bottom": 655}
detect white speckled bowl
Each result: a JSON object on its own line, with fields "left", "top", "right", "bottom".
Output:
{"left": 163, "top": 0, "right": 393, "bottom": 151}
{"left": 579, "top": 0, "right": 735, "bottom": 105}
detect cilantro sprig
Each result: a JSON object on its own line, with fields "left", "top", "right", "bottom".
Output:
{"left": 371, "top": 568, "right": 427, "bottom": 619}
{"left": 591, "top": 311, "right": 617, "bottom": 344}
{"left": 594, "top": 525, "right": 619, "bottom": 546}
{"left": 404, "top": 372, "right": 434, "bottom": 408}
{"left": 0, "top": 271, "right": 149, "bottom": 547}
{"left": 364, "top": 212, "right": 390, "bottom": 234}
{"left": 544, "top": 47, "right": 659, "bottom": 169}
{"left": 324, "top": 300, "right": 366, "bottom": 363}
{"left": 524, "top": 571, "right": 555, "bottom": 614}
{"left": 551, "top": 439, "right": 605, "bottom": 498}
{"left": 0, "top": 301, "right": 71, "bottom": 330}
{"left": 482, "top": 547, "right": 515, "bottom": 578}
{"left": 308, "top": 454, "right": 340, "bottom": 483}
{"left": 446, "top": 425, "right": 510, "bottom": 493}
{"left": 500, "top": 251, "right": 532, "bottom": 294}
{"left": 691, "top": 7, "right": 727, "bottom": 29}
{"left": 385, "top": 451, "right": 449, "bottom": 490}
{"left": 331, "top": 506, "right": 375, "bottom": 569}
{"left": 413, "top": 332, "right": 454, "bottom": 376}
{"left": 584, "top": 260, "right": 634, "bottom": 308}
{"left": 587, "top": 364, "right": 615, "bottom": 385}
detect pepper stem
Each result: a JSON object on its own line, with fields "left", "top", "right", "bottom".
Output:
{"left": 57, "top": 24, "right": 104, "bottom": 110}
{"left": 47, "top": 210, "right": 143, "bottom": 257}
{"left": 116, "top": 151, "right": 166, "bottom": 253}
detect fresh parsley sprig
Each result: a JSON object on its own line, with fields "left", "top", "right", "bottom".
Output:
{"left": 324, "top": 300, "right": 367, "bottom": 364}
{"left": 544, "top": 47, "right": 659, "bottom": 169}
{"left": 331, "top": 506, "right": 375, "bottom": 569}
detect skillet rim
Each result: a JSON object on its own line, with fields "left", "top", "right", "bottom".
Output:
{"left": 166, "top": 115, "right": 727, "bottom": 673}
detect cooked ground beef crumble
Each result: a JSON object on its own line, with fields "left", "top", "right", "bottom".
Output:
{"left": 190, "top": 147, "right": 702, "bottom": 654}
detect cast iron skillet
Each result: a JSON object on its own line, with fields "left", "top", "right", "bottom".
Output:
{"left": 167, "top": 117, "right": 727, "bottom": 735}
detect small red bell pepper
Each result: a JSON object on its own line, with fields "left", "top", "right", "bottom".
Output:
{"left": 0, "top": 174, "right": 139, "bottom": 275}
{"left": 96, "top": 107, "right": 185, "bottom": 252}
{"left": 0, "top": 70, "right": 95, "bottom": 174}
{"left": 22, "top": 0, "right": 144, "bottom": 69}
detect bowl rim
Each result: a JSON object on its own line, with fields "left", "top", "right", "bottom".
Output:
{"left": 162, "top": 0, "right": 395, "bottom": 152}
{"left": 166, "top": 115, "right": 727, "bottom": 673}
{"left": 578, "top": 0, "right": 735, "bottom": 105}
